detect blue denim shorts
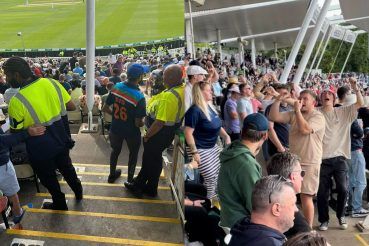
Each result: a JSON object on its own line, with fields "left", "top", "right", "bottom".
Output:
{"left": 0, "top": 161, "right": 20, "bottom": 196}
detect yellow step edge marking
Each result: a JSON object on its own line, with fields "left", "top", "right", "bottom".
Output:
{"left": 59, "top": 181, "right": 170, "bottom": 190}
{"left": 24, "top": 208, "right": 180, "bottom": 224}
{"left": 74, "top": 163, "right": 165, "bottom": 177}
{"left": 355, "top": 234, "right": 369, "bottom": 246}
{"left": 75, "top": 171, "right": 165, "bottom": 179}
{"left": 74, "top": 163, "right": 129, "bottom": 168}
{"left": 7, "top": 229, "right": 183, "bottom": 246}
{"left": 36, "top": 193, "right": 175, "bottom": 205}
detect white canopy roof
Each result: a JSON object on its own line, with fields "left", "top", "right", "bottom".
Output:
{"left": 186, "top": 0, "right": 367, "bottom": 51}
{"left": 339, "top": 0, "right": 369, "bottom": 32}
{"left": 185, "top": 0, "right": 311, "bottom": 47}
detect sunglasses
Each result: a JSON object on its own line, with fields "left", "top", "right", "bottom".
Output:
{"left": 291, "top": 170, "right": 305, "bottom": 177}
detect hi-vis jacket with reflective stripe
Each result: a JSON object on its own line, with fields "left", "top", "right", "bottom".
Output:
{"left": 8, "top": 78, "right": 72, "bottom": 161}
{"left": 147, "top": 83, "right": 185, "bottom": 127}
{"left": 9, "top": 78, "right": 70, "bottom": 130}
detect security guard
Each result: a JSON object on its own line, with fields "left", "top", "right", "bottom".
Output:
{"left": 124, "top": 64, "right": 184, "bottom": 197}
{"left": 4, "top": 57, "right": 82, "bottom": 210}
{"left": 102, "top": 63, "right": 146, "bottom": 183}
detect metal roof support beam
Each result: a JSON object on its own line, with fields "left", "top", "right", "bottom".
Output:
{"left": 274, "top": 42, "right": 278, "bottom": 59}
{"left": 251, "top": 39, "right": 256, "bottom": 69}
{"left": 280, "top": 0, "right": 319, "bottom": 84}
{"left": 84, "top": 0, "right": 96, "bottom": 132}
{"left": 238, "top": 39, "right": 244, "bottom": 66}
{"left": 305, "top": 24, "right": 330, "bottom": 83}
{"left": 340, "top": 34, "right": 358, "bottom": 77}
{"left": 185, "top": 19, "right": 194, "bottom": 59}
{"left": 185, "top": 0, "right": 302, "bottom": 19}
{"left": 220, "top": 26, "right": 313, "bottom": 44}
{"left": 315, "top": 27, "right": 333, "bottom": 70}
{"left": 217, "top": 29, "right": 222, "bottom": 60}
{"left": 328, "top": 29, "right": 346, "bottom": 74}
{"left": 187, "top": 0, "right": 196, "bottom": 59}
{"left": 293, "top": 0, "right": 332, "bottom": 84}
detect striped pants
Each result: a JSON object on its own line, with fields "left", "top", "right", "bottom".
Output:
{"left": 198, "top": 145, "right": 222, "bottom": 199}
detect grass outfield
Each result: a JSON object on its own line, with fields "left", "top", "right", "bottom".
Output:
{"left": 0, "top": 0, "right": 184, "bottom": 49}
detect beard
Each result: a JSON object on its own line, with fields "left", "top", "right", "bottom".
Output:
{"left": 278, "top": 213, "right": 295, "bottom": 233}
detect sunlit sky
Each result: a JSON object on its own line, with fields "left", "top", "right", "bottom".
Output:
{"left": 318, "top": 0, "right": 342, "bottom": 17}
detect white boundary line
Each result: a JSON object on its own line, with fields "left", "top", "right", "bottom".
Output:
{"left": 17, "top": 1, "right": 82, "bottom": 7}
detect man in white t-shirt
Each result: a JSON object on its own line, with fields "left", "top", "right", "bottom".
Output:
{"left": 317, "top": 78, "right": 364, "bottom": 231}
{"left": 237, "top": 83, "right": 253, "bottom": 127}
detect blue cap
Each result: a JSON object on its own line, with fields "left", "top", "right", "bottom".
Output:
{"left": 243, "top": 113, "right": 269, "bottom": 132}
{"left": 127, "top": 63, "right": 145, "bottom": 79}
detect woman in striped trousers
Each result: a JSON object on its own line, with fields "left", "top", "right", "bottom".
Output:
{"left": 185, "top": 81, "right": 231, "bottom": 199}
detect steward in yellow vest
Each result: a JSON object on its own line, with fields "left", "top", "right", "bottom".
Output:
{"left": 124, "top": 64, "right": 185, "bottom": 197}
{"left": 3, "top": 57, "right": 82, "bottom": 210}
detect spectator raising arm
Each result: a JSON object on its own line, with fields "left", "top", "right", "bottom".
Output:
{"left": 268, "top": 96, "right": 291, "bottom": 124}
{"left": 293, "top": 100, "right": 313, "bottom": 135}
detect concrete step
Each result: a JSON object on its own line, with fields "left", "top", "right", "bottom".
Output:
{"left": 3, "top": 130, "right": 183, "bottom": 245}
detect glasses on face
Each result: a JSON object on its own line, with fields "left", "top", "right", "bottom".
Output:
{"left": 268, "top": 175, "right": 289, "bottom": 204}
{"left": 291, "top": 170, "right": 305, "bottom": 177}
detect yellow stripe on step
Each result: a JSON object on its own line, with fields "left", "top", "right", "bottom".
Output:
{"left": 59, "top": 181, "right": 170, "bottom": 190}
{"left": 35, "top": 193, "right": 175, "bottom": 205}
{"left": 355, "top": 234, "right": 369, "bottom": 246}
{"left": 73, "top": 163, "right": 165, "bottom": 177}
{"left": 24, "top": 208, "right": 180, "bottom": 224}
{"left": 75, "top": 171, "right": 165, "bottom": 179}
{"left": 7, "top": 229, "right": 183, "bottom": 246}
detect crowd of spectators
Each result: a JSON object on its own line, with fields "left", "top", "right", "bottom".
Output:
{"left": 1, "top": 46, "right": 369, "bottom": 245}
{"left": 183, "top": 48, "right": 369, "bottom": 245}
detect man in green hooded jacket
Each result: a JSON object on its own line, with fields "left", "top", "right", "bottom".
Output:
{"left": 218, "top": 113, "right": 269, "bottom": 228}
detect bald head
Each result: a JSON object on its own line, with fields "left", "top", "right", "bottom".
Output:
{"left": 163, "top": 64, "right": 183, "bottom": 88}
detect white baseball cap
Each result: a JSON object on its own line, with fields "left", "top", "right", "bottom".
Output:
{"left": 228, "top": 84, "right": 240, "bottom": 94}
{"left": 187, "top": 65, "right": 208, "bottom": 76}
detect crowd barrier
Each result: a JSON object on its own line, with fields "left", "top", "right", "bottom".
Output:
{"left": 163, "top": 131, "right": 185, "bottom": 225}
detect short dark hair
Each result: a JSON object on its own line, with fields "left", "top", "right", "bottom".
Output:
{"left": 274, "top": 84, "right": 290, "bottom": 92}
{"left": 337, "top": 86, "right": 350, "bottom": 101}
{"left": 2, "top": 56, "right": 33, "bottom": 79}
{"left": 267, "top": 152, "right": 301, "bottom": 178}
{"left": 112, "top": 68, "right": 120, "bottom": 76}
{"left": 241, "top": 129, "right": 267, "bottom": 143}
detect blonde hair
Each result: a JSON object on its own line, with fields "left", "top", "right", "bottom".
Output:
{"left": 192, "top": 82, "right": 215, "bottom": 121}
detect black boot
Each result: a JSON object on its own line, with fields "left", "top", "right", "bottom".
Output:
{"left": 108, "top": 169, "right": 122, "bottom": 183}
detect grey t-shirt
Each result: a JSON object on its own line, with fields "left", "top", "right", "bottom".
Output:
{"left": 237, "top": 97, "right": 253, "bottom": 127}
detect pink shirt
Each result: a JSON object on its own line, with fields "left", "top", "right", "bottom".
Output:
{"left": 251, "top": 98, "right": 262, "bottom": 113}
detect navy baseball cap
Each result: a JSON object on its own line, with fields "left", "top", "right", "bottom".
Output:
{"left": 127, "top": 63, "right": 145, "bottom": 79}
{"left": 243, "top": 113, "right": 269, "bottom": 132}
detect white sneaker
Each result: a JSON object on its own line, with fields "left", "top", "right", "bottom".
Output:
{"left": 338, "top": 217, "right": 348, "bottom": 230}
{"left": 352, "top": 208, "right": 369, "bottom": 218}
{"left": 319, "top": 221, "right": 329, "bottom": 231}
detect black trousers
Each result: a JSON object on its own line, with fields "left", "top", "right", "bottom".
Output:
{"left": 134, "top": 129, "right": 175, "bottom": 193}
{"left": 109, "top": 132, "right": 141, "bottom": 182}
{"left": 30, "top": 149, "right": 82, "bottom": 209}
{"left": 317, "top": 156, "right": 348, "bottom": 223}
